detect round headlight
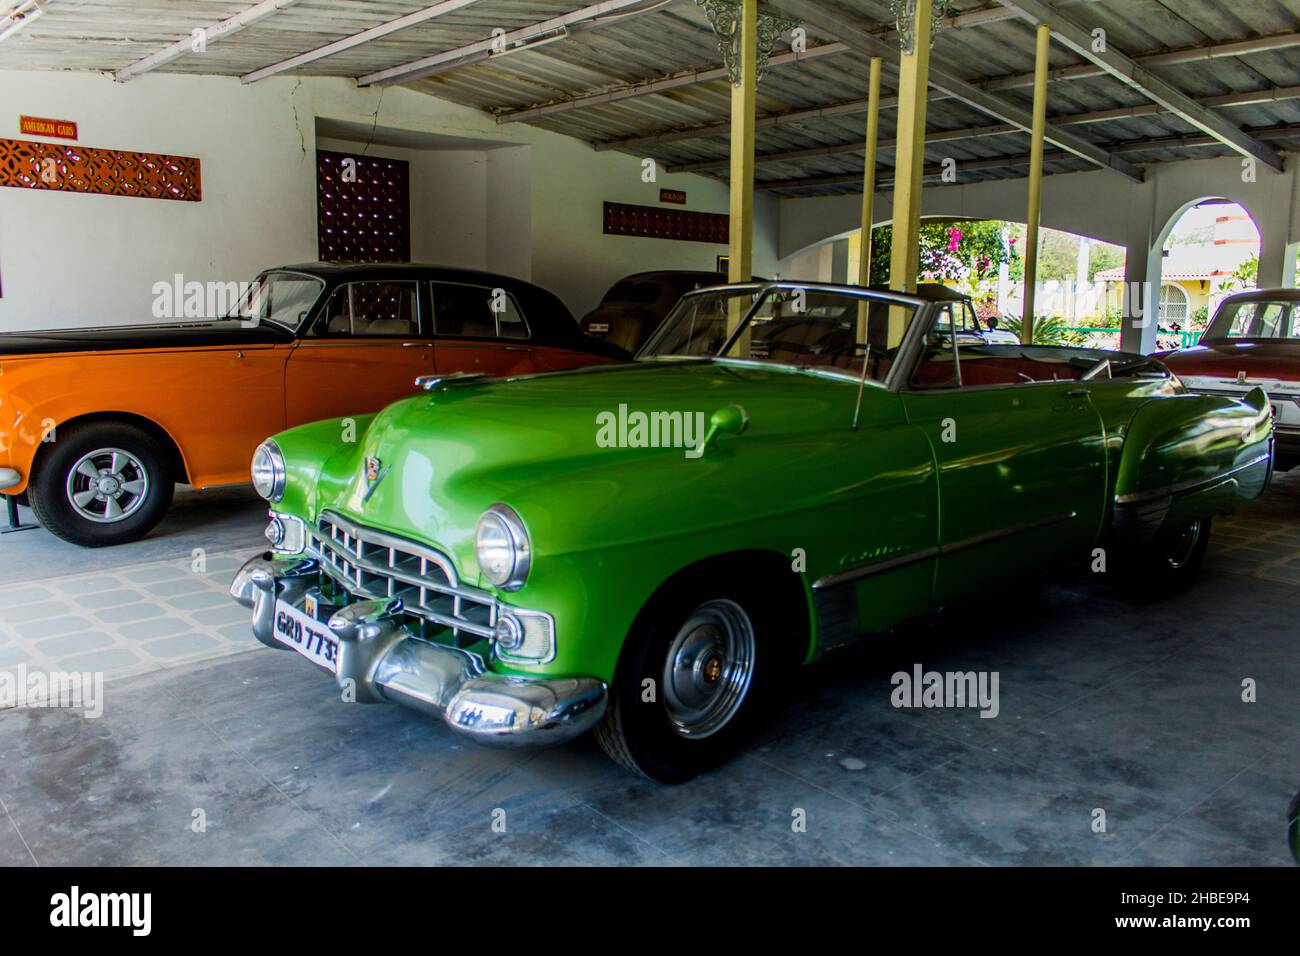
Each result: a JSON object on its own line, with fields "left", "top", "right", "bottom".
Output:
{"left": 475, "top": 504, "right": 530, "bottom": 590}
{"left": 251, "top": 440, "right": 286, "bottom": 502}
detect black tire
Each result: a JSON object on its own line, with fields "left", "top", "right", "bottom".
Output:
{"left": 1112, "top": 515, "right": 1212, "bottom": 598}
{"left": 28, "top": 422, "right": 174, "bottom": 547}
{"left": 596, "top": 570, "right": 796, "bottom": 783}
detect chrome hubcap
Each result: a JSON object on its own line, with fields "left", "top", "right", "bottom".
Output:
{"left": 1166, "top": 519, "right": 1202, "bottom": 570}
{"left": 65, "top": 448, "right": 149, "bottom": 523}
{"left": 662, "top": 599, "right": 756, "bottom": 739}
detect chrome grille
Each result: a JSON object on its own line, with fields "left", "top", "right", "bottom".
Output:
{"left": 309, "top": 511, "right": 496, "bottom": 640}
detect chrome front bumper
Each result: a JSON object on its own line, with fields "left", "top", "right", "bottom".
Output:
{"left": 0, "top": 468, "right": 22, "bottom": 491}
{"left": 230, "top": 553, "right": 606, "bottom": 748}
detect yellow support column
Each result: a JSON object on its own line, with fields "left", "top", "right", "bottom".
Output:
{"left": 727, "top": 0, "right": 759, "bottom": 347}
{"left": 847, "top": 232, "right": 863, "bottom": 284}
{"left": 1021, "top": 22, "right": 1051, "bottom": 345}
{"left": 857, "top": 56, "right": 884, "bottom": 288}
{"left": 887, "top": 0, "right": 933, "bottom": 344}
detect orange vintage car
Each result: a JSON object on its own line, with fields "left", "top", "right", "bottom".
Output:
{"left": 0, "top": 263, "right": 627, "bottom": 547}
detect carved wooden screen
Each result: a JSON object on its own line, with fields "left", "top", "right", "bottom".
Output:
{"left": 603, "top": 201, "right": 729, "bottom": 244}
{"left": 0, "top": 138, "right": 201, "bottom": 201}
{"left": 317, "top": 150, "right": 411, "bottom": 262}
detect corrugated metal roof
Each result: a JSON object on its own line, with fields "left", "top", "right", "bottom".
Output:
{"left": 0, "top": 0, "right": 1296, "bottom": 196}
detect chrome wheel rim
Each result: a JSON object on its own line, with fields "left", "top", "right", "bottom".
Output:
{"left": 65, "top": 448, "right": 150, "bottom": 523}
{"left": 662, "top": 599, "right": 756, "bottom": 739}
{"left": 1166, "top": 519, "right": 1202, "bottom": 570}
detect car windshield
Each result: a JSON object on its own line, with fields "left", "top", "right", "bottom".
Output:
{"left": 932, "top": 300, "right": 982, "bottom": 336}
{"left": 1204, "top": 297, "right": 1300, "bottom": 340}
{"left": 639, "top": 285, "right": 922, "bottom": 384}
{"left": 229, "top": 271, "right": 325, "bottom": 331}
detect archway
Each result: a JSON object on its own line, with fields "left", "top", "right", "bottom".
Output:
{"left": 1147, "top": 198, "right": 1262, "bottom": 349}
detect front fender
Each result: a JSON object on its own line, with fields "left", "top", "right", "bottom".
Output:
{"left": 272, "top": 414, "right": 378, "bottom": 521}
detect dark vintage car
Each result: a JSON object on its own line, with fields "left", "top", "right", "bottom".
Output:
{"left": 0, "top": 263, "right": 627, "bottom": 547}
{"left": 1159, "top": 288, "right": 1300, "bottom": 470}
{"left": 579, "top": 270, "right": 728, "bottom": 353}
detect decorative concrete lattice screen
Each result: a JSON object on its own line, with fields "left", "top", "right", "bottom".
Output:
{"left": 603, "top": 201, "right": 729, "bottom": 244}
{"left": 0, "top": 138, "right": 201, "bottom": 201}
{"left": 317, "top": 150, "right": 410, "bottom": 263}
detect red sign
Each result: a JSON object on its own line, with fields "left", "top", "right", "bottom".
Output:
{"left": 19, "top": 115, "right": 78, "bottom": 140}
{"left": 659, "top": 188, "right": 687, "bottom": 205}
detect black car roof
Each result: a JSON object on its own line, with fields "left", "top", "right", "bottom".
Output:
{"left": 275, "top": 262, "right": 543, "bottom": 288}
{"left": 609, "top": 271, "right": 729, "bottom": 281}
{"left": 272, "top": 262, "right": 628, "bottom": 361}
{"left": 1217, "top": 287, "right": 1300, "bottom": 305}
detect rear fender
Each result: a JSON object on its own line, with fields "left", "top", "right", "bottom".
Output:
{"left": 1112, "top": 388, "right": 1271, "bottom": 543}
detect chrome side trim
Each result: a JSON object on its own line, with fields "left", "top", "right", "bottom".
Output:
{"left": 294, "top": 340, "right": 426, "bottom": 349}
{"left": 813, "top": 546, "right": 941, "bottom": 590}
{"left": 940, "top": 511, "right": 1078, "bottom": 557}
{"left": 812, "top": 512, "right": 1077, "bottom": 590}
{"left": 1114, "top": 453, "right": 1272, "bottom": 505}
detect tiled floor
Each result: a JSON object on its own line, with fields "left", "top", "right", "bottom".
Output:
{"left": 0, "top": 550, "right": 257, "bottom": 683}
{"left": 0, "top": 474, "right": 1296, "bottom": 866}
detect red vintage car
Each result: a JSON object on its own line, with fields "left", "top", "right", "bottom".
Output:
{"left": 1159, "top": 288, "right": 1300, "bottom": 470}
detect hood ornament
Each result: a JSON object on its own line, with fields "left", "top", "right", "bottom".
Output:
{"left": 361, "top": 456, "right": 390, "bottom": 503}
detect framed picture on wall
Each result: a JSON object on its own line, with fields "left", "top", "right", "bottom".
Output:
{"left": 716, "top": 255, "right": 729, "bottom": 273}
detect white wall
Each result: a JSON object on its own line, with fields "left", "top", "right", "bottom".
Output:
{"left": 322, "top": 139, "right": 533, "bottom": 279}
{"left": 777, "top": 154, "right": 1300, "bottom": 268}
{"left": 528, "top": 131, "right": 779, "bottom": 314}
{"left": 0, "top": 69, "right": 778, "bottom": 330}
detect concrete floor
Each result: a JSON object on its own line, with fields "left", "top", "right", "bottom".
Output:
{"left": 0, "top": 477, "right": 1296, "bottom": 866}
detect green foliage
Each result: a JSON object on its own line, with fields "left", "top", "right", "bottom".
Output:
{"left": 1088, "top": 243, "right": 1124, "bottom": 281}
{"left": 868, "top": 220, "right": 1016, "bottom": 287}
{"left": 1003, "top": 226, "right": 1124, "bottom": 282}
{"left": 998, "top": 314, "right": 1074, "bottom": 346}
{"left": 1031, "top": 232, "right": 1087, "bottom": 282}
{"left": 1227, "top": 254, "right": 1258, "bottom": 293}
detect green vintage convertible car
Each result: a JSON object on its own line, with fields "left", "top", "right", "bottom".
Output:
{"left": 231, "top": 281, "right": 1273, "bottom": 782}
